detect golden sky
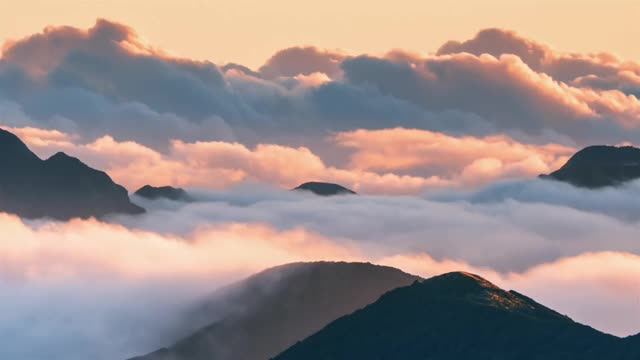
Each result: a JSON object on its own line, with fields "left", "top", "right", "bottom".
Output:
{"left": 2, "top": 0, "right": 639, "bottom": 68}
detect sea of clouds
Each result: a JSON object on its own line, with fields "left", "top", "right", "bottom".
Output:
{"left": 2, "top": 18, "right": 640, "bottom": 360}
{"left": 2, "top": 181, "right": 640, "bottom": 359}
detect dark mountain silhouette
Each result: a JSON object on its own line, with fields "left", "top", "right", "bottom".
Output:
{"left": 292, "top": 182, "right": 356, "bottom": 196}
{"left": 541, "top": 145, "right": 640, "bottom": 188}
{"left": 0, "top": 128, "right": 144, "bottom": 220}
{"left": 275, "top": 271, "right": 640, "bottom": 360}
{"left": 134, "top": 185, "right": 193, "bottom": 202}
{"left": 129, "top": 262, "right": 419, "bottom": 360}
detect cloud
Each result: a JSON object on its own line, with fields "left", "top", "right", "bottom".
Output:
{"left": 0, "top": 20, "right": 246, "bottom": 147}
{"left": 429, "top": 177, "right": 640, "bottom": 221}
{"left": 333, "top": 127, "right": 574, "bottom": 185}
{"left": 2, "top": 19, "right": 239, "bottom": 121}
{"left": 1, "top": 125, "right": 450, "bottom": 194}
{"left": 1, "top": 174, "right": 640, "bottom": 359}
{"left": 437, "top": 28, "right": 640, "bottom": 86}
{"left": 2, "top": 20, "right": 149, "bottom": 78}
{"left": 3, "top": 20, "right": 640, "bottom": 150}
{"left": 340, "top": 52, "right": 640, "bottom": 145}
{"left": 437, "top": 28, "right": 550, "bottom": 71}
{"left": 120, "top": 185, "right": 640, "bottom": 274}
{"left": 3, "top": 187, "right": 640, "bottom": 359}
{"left": 8, "top": 125, "right": 585, "bottom": 193}
{"left": 258, "top": 46, "right": 347, "bottom": 79}
{"left": 0, "top": 211, "right": 357, "bottom": 360}
{"left": 572, "top": 71, "right": 640, "bottom": 97}
{"left": 3, "top": 19, "right": 640, "bottom": 360}
{"left": 0, "top": 213, "right": 354, "bottom": 278}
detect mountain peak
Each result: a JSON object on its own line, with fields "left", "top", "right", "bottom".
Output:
{"left": 293, "top": 181, "right": 356, "bottom": 196}
{"left": 45, "top": 151, "right": 84, "bottom": 165}
{"left": 274, "top": 270, "right": 619, "bottom": 360}
{"left": 0, "top": 128, "right": 41, "bottom": 164}
{"left": 426, "top": 271, "right": 500, "bottom": 292}
{"left": 542, "top": 144, "right": 640, "bottom": 188}
{"left": 0, "top": 128, "right": 145, "bottom": 219}
{"left": 134, "top": 185, "right": 193, "bottom": 202}
{"left": 47, "top": 151, "right": 73, "bottom": 160}
{"left": 390, "top": 271, "right": 568, "bottom": 321}
{"left": 129, "top": 261, "right": 419, "bottom": 360}
{"left": 566, "top": 145, "right": 640, "bottom": 166}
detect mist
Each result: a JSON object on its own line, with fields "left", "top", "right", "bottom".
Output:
{"left": 1, "top": 181, "right": 640, "bottom": 359}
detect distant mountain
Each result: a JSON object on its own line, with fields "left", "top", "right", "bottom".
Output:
{"left": 275, "top": 271, "right": 640, "bottom": 360}
{"left": 542, "top": 145, "right": 640, "bottom": 188}
{"left": 129, "top": 262, "right": 418, "bottom": 360}
{"left": 134, "top": 185, "right": 193, "bottom": 202}
{"left": 293, "top": 182, "right": 356, "bottom": 196}
{"left": 0, "top": 128, "right": 144, "bottom": 220}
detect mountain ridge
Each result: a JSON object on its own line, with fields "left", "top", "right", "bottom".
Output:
{"left": 292, "top": 182, "right": 356, "bottom": 196}
{"left": 274, "top": 270, "right": 639, "bottom": 360}
{"left": 542, "top": 145, "right": 640, "bottom": 188}
{"left": 134, "top": 185, "right": 193, "bottom": 202}
{"left": 0, "top": 128, "right": 144, "bottom": 220}
{"left": 129, "top": 261, "right": 419, "bottom": 360}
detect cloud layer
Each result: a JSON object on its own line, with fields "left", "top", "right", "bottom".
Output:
{"left": 2, "top": 19, "right": 640, "bottom": 151}
{"left": 3, "top": 181, "right": 640, "bottom": 359}
{"left": 4, "top": 125, "right": 574, "bottom": 193}
{"left": 2, "top": 19, "right": 640, "bottom": 360}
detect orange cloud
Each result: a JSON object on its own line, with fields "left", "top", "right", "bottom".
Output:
{"left": 0, "top": 212, "right": 357, "bottom": 279}
{"left": 437, "top": 28, "right": 640, "bottom": 85}
{"left": 334, "top": 127, "right": 575, "bottom": 186}
{"left": 4, "top": 125, "right": 582, "bottom": 193}
{"left": 5, "top": 126, "right": 448, "bottom": 194}
{"left": 258, "top": 46, "right": 347, "bottom": 79}
{"left": 2, "top": 126, "right": 77, "bottom": 147}
{"left": 3, "top": 209, "right": 640, "bottom": 337}
{"left": 1, "top": 19, "right": 160, "bottom": 79}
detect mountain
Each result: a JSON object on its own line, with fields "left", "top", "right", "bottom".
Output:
{"left": 134, "top": 185, "right": 193, "bottom": 202}
{"left": 292, "top": 182, "right": 356, "bottom": 196}
{"left": 275, "top": 271, "right": 640, "bottom": 360}
{"left": 0, "top": 128, "right": 144, "bottom": 220}
{"left": 129, "top": 262, "right": 419, "bottom": 360}
{"left": 541, "top": 145, "right": 640, "bottom": 188}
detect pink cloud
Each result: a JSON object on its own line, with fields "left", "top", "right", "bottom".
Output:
{"left": 0, "top": 212, "right": 357, "bottom": 279}
{"left": 334, "top": 127, "right": 574, "bottom": 186}
{"left": 258, "top": 46, "right": 347, "bottom": 79}
{"left": 1, "top": 19, "right": 159, "bottom": 79}
{"left": 437, "top": 28, "right": 640, "bottom": 84}
{"left": 5, "top": 125, "right": 584, "bottom": 193}
{"left": 2, "top": 210, "right": 639, "bottom": 337}
{"left": 6, "top": 126, "right": 450, "bottom": 194}
{"left": 380, "top": 251, "right": 640, "bottom": 337}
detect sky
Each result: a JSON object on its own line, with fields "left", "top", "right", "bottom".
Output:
{"left": 2, "top": 0, "right": 640, "bottom": 68}
{"left": 2, "top": 3, "right": 640, "bottom": 359}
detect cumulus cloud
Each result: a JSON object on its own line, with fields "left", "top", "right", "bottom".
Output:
{"left": 258, "top": 46, "right": 347, "bottom": 79}
{"left": 3, "top": 20, "right": 640, "bottom": 360}
{"left": 6, "top": 125, "right": 584, "bottom": 193}
{"left": 334, "top": 127, "right": 574, "bottom": 184}
{"left": 437, "top": 28, "right": 640, "bottom": 86}
{"left": 4, "top": 125, "right": 445, "bottom": 194}
{"left": 0, "top": 20, "right": 245, "bottom": 147}
{"left": 3, "top": 20, "right": 640, "bottom": 149}
{"left": 340, "top": 52, "right": 640, "bottom": 145}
